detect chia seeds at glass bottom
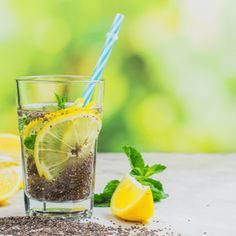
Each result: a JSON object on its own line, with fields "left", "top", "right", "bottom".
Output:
{"left": 0, "top": 216, "right": 179, "bottom": 236}
{"left": 18, "top": 107, "right": 98, "bottom": 202}
{"left": 26, "top": 153, "right": 94, "bottom": 201}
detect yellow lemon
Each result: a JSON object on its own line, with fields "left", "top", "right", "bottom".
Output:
{"left": 34, "top": 111, "right": 101, "bottom": 180}
{"left": 23, "top": 100, "right": 95, "bottom": 138}
{"left": 0, "top": 155, "right": 17, "bottom": 167}
{"left": 111, "top": 175, "right": 154, "bottom": 223}
{"left": 0, "top": 134, "right": 21, "bottom": 164}
{"left": 0, "top": 134, "right": 23, "bottom": 189}
{"left": 0, "top": 166, "right": 22, "bottom": 203}
{"left": 0, "top": 155, "right": 23, "bottom": 190}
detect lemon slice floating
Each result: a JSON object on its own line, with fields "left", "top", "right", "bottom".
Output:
{"left": 111, "top": 175, "right": 154, "bottom": 223}
{"left": 24, "top": 100, "right": 96, "bottom": 139}
{"left": 24, "top": 118, "right": 45, "bottom": 137}
{"left": 34, "top": 111, "right": 101, "bottom": 180}
{"left": 24, "top": 108, "right": 80, "bottom": 138}
{"left": 0, "top": 166, "right": 22, "bottom": 203}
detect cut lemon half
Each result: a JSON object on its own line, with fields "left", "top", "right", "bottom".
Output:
{"left": 0, "top": 155, "right": 18, "bottom": 167}
{"left": 0, "top": 166, "right": 22, "bottom": 203}
{"left": 0, "top": 134, "right": 21, "bottom": 164}
{"left": 111, "top": 175, "right": 154, "bottom": 223}
{"left": 34, "top": 111, "right": 101, "bottom": 180}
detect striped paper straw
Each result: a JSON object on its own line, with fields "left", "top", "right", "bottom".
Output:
{"left": 82, "top": 13, "right": 124, "bottom": 105}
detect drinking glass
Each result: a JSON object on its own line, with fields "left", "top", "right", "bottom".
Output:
{"left": 16, "top": 75, "right": 104, "bottom": 218}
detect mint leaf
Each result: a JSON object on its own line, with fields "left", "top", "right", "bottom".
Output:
{"left": 18, "top": 116, "right": 29, "bottom": 132}
{"left": 140, "top": 178, "right": 167, "bottom": 202}
{"left": 142, "top": 178, "right": 163, "bottom": 191}
{"left": 103, "top": 180, "right": 120, "bottom": 195}
{"left": 94, "top": 202, "right": 110, "bottom": 207}
{"left": 55, "top": 93, "right": 67, "bottom": 110}
{"left": 94, "top": 180, "right": 120, "bottom": 207}
{"left": 144, "top": 164, "right": 166, "bottom": 177}
{"left": 94, "top": 146, "right": 168, "bottom": 207}
{"left": 142, "top": 165, "right": 150, "bottom": 175}
{"left": 24, "top": 135, "right": 36, "bottom": 150}
{"left": 122, "top": 145, "right": 145, "bottom": 170}
{"left": 130, "top": 167, "right": 143, "bottom": 177}
{"left": 94, "top": 192, "right": 110, "bottom": 206}
{"left": 152, "top": 189, "right": 167, "bottom": 202}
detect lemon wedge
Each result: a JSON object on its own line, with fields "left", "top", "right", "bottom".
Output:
{"left": 0, "top": 134, "right": 23, "bottom": 190}
{"left": 0, "top": 166, "right": 22, "bottom": 203}
{"left": 0, "top": 134, "right": 21, "bottom": 164}
{"left": 0, "top": 155, "right": 17, "bottom": 167}
{"left": 111, "top": 175, "right": 154, "bottom": 223}
{"left": 34, "top": 111, "right": 101, "bottom": 180}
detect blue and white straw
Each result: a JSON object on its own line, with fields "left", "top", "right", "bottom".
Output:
{"left": 82, "top": 13, "right": 125, "bottom": 105}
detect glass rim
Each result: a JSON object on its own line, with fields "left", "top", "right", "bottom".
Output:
{"left": 16, "top": 75, "right": 104, "bottom": 83}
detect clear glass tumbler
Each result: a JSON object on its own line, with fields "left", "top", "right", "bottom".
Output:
{"left": 16, "top": 75, "right": 104, "bottom": 218}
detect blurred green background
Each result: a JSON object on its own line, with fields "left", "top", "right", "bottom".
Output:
{"left": 0, "top": 0, "right": 236, "bottom": 152}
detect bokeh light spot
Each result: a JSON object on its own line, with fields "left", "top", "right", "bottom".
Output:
{"left": 33, "top": 17, "right": 71, "bottom": 54}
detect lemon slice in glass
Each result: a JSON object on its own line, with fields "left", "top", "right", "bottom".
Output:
{"left": 34, "top": 111, "right": 101, "bottom": 180}
{"left": 24, "top": 100, "right": 96, "bottom": 139}
{"left": 24, "top": 118, "right": 45, "bottom": 137}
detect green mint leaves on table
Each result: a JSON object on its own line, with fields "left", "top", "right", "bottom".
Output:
{"left": 55, "top": 93, "right": 67, "bottom": 110}
{"left": 24, "top": 134, "right": 37, "bottom": 150}
{"left": 94, "top": 146, "right": 167, "bottom": 207}
{"left": 122, "top": 145, "right": 145, "bottom": 170}
{"left": 123, "top": 145, "right": 168, "bottom": 202}
{"left": 94, "top": 180, "right": 120, "bottom": 207}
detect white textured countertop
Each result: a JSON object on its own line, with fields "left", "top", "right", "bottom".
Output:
{"left": 0, "top": 153, "right": 236, "bottom": 236}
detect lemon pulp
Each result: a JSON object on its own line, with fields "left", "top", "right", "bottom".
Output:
{"left": 0, "top": 134, "right": 21, "bottom": 164}
{"left": 0, "top": 166, "right": 22, "bottom": 203}
{"left": 34, "top": 111, "right": 101, "bottom": 180}
{"left": 0, "top": 134, "right": 23, "bottom": 191}
{"left": 111, "top": 175, "right": 154, "bottom": 223}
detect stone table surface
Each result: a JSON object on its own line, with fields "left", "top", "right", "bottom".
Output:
{"left": 0, "top": 153, "right": 235, "bottom": 236}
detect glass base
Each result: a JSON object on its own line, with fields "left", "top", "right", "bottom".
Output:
{"left": 24, "top": 193, "right": 93, "bottom": 219}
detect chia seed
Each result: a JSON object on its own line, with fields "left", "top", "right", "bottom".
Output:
{"left": 26, "top": 153, "right": 94, "bottom": 201}
{"left": 18, "top": 107, "right": 97, "bottom": 202}
{"left": 0, "top": 216, "right": 178, "bottom": 236}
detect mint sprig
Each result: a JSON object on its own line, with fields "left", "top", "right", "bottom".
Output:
{"left": 123, "top": 145, "right": 167, "bottom": 202}
{"left": 55, "top": 93, "right": 67, "bottom": 110}
{"left": 24, "top": 134, "right": 37, "bottom": 150}
{"left": 18, "top": 115, "right": 30, "bottom": 132}
{"left": 94, "top": 146, "right": 167, "bottom": 207}
{"left": 143, "top": 164, "right": 166, "bottom": 177}
{"left": 94, "top": 180, "right": 120, "bottom": 207}
{"left": 123, "top": 145, "right": 145, "bottom": 169}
